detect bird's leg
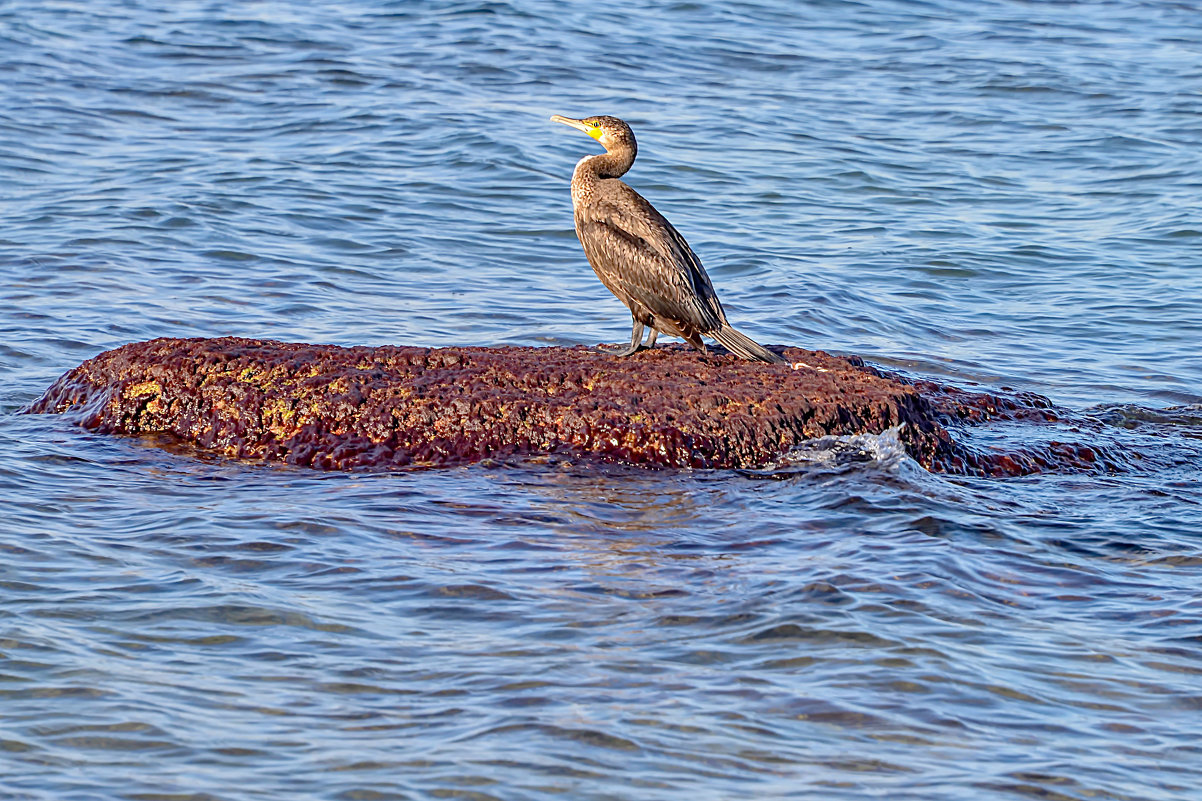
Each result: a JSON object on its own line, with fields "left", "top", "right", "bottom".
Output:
{"left": 597, "top": 317, "right": 644, "bottom": 357}
{"left": 641, "top": 328, "right": 658, "bottom": 350}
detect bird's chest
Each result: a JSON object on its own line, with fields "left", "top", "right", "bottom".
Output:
{"left": 569, "top": 174, "right": 593, "bottom": 211}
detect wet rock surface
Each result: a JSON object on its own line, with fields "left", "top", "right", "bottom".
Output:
{"left": 28, "top": 337, "right": 1133, "bottom": 476}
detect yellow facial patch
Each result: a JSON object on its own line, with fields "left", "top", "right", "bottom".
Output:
{"left": 587, "top": 124, "right": 603, "bottom": 140}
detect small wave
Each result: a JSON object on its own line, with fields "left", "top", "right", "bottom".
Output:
{"left": 743, "top": 425, "right": 913, "bottom": 477}
{"left": 1091, "top": 404, "right": 1202, "bottom": 439}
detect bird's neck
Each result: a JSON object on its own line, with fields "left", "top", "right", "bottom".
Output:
{"left": 570, "top": 148, "right": 635, "bottom": 207}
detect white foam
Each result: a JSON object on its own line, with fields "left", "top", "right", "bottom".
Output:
{"left": 778, "top": 424, "right": 910, "bottom": 471}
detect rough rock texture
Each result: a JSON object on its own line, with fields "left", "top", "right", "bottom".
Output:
{"left": 27, "top": 337, "right": 1130, "bottom": 476}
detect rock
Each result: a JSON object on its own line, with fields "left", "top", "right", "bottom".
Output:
{"left": 26, "top": 336, "right": 1133, "bottom": 476}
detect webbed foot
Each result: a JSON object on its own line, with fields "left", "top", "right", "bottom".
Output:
{"left": 596, "top": 343, "right": 642, "bottom": 357}
{"left": 596, "top": 319, "right": 648, "bottom": 357}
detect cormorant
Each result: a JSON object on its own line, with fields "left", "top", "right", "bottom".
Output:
{"left": 550, "top": 114, "right": 785, "bottom": 364}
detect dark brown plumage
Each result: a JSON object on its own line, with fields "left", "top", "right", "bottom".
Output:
{"left": 550, "top": 114, "right": 785, "bottom": 364}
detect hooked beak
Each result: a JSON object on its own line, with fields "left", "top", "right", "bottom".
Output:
{"left": 550, "top": 114, "right": 591, "bottom": 134}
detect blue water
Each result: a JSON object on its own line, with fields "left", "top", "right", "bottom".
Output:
{"left": 3, "top": 1, "right": 1202, "bottom": 799}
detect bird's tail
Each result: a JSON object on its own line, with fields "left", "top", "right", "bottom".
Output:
{"left": 711, "top": 325, "right": 786, "bottom": 364}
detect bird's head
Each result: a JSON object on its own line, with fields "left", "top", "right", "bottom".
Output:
{"left": 550, "top": 114, "right": 637, "bottom": 153}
